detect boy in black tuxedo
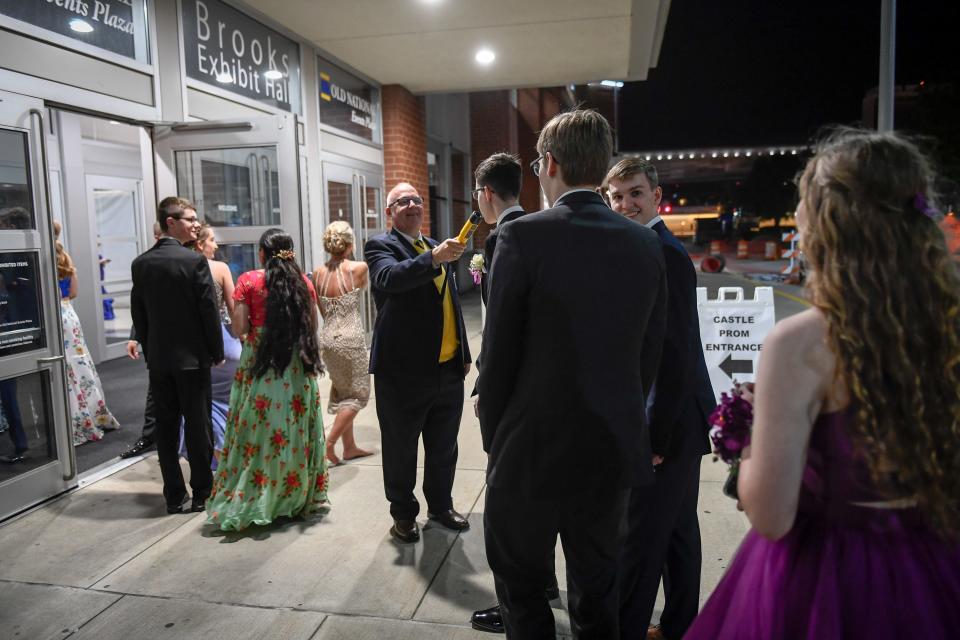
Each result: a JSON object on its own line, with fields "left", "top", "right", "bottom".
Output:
{"left": 130, "top": 197, "right": 223, "bottom": 514}
{"left": 478, "top": 111, "right": 667, "bottom": 638}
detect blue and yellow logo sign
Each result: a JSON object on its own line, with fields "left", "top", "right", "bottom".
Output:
{"left": 320, "top": 72, "right": 332, "bottom": 102}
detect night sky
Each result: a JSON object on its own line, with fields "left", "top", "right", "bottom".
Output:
{"left": 618, "top": 0, "right": 959, "bottom": 152}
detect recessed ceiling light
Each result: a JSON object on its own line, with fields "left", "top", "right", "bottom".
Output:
{"left": 475, "top": 49, "right": 496, "bottom": 65}
{"left": 263, "top": 69, "right": 283, "bottom": 80}
{"left": 216, "top": 72, "right": 233, "bottom": 84}
{"left": 600, "top": 80, "right": 624, "bottom": 88}
{"left": 69, "top": 19, "right": 94, "bottom": 33}
{"left": 108, "top": 120, "right": 122, "bottom": 125}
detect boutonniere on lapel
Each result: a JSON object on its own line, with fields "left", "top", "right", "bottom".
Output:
{"left": 468, "top": 254, "right": 484, "bottom": 285}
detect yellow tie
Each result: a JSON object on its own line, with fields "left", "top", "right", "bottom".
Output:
{"left": 413, "top": 238, "right": 459, "bottom": 363}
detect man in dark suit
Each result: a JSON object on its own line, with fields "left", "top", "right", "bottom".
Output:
{"left": 364, "top": 182, "right": 473, "bottom": 544}
{"left": 478, "top": 110, "right": 667, "bottom": 638}
{"left": 605, "top": 159, "right": 716, "bottom": 640}
{"left": 469, "top": 153, "right": 559, "bottom": 634}
{"left": 121, "top": 222, "right": 162, "bottom": 460}
{"left": 131, "top": 197, "right": 223, "bottom": 514}
{"left": 473, "top": 153, "right": 525, "bottom": 306}
{"left": 471, "top": 152, "right": 526, "bottom": 404}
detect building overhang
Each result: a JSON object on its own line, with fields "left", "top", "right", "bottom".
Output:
{"left": 238, "top": 0, "right": 671, "bottom": 93}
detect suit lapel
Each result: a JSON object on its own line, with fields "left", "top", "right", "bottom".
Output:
{"left": 426, "top": 236, "right": 451, "bottom": 297}
{"left": 389, "top": 228, "right": 419, "bottom": 260}
{"left": 391, "top": 230, "right": 446, "bottom": 297}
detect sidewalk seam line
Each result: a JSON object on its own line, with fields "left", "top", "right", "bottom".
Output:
{"left": 62, "top": 592, "right": 128, "bottom": 639}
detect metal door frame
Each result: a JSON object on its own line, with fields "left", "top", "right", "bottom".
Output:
{"left": 320, "top": 160, "right": 384, "bottom": 337}
{"left": 153, "top": 115, "right": 304, "bottom": 268}
{"left": 0, "top": 89, "right": 76, "bottom": 521}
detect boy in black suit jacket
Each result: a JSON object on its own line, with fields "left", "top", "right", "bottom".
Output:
{"left": 469, "top": 153, "right": 561, "bottom": 634}
{"left": 131, "top": 197, "right": 223, "bottom": 514}
{"left": 605, "top": 159, "right": 716, "bottom": 640}
{"left": 478, "top": 111, "right": 667, "bottom": 638}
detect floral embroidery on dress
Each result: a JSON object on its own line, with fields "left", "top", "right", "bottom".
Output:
{"left": 205, "top": 270, "right": 329, "bottom": 531}
{"left": 61, "top": 299, "right": 119, "bottom": 444}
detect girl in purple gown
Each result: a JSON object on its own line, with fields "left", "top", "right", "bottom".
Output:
{"left": 686, "top": 130, "right": 960, "bottom": 639}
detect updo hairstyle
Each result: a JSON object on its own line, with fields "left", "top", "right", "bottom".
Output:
{"left": 323, "top": 221, "right": 354, "bottom": 257}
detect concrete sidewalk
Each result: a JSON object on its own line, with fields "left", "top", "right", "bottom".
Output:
{"left": 0, "top": 292, "right": 748, "bottom": 640}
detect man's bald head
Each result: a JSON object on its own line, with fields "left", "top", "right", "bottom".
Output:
{"left": 386, "top": 182, "right": 424, "bottom": 237}
{"left": 387, "top": 182, "right": 417, "bottom": 205}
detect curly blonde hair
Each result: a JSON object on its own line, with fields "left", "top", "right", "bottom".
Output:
{"left": 799, "top": 128, "right": 960, "bottom": 536}
{"left": 324, "top": 221, "right": 354, "bottom": 257}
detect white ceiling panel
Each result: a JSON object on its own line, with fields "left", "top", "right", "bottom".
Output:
{"left": 238, "top": 0, "right": 670, "bottom": 92}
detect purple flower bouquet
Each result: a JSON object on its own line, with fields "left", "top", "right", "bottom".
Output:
{"left": 708, "top": 386, "right": 754, "bottom": 500}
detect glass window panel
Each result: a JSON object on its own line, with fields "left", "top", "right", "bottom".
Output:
{"left": 0, "top": 251, "right": 46, "bottom": 356}
{"left": 175, "top": 147, "right": 280, "bottom": 228}
{"left": 0, "top": 371, "right": 55, "bottom": 483}
{"left": 364, "top": 186, "right": 381, "bottom": 230}
{"left": 93, "top": 189, "right": 136, "bottom": 237}
{"left": 0, "top": 129, "right": 36, "bottom": 230}
{"left": 327, "top": 180, "right": 353, "bottom": 226}
{"left": 0, "top": 0, "right": 151, "bottom": 64}
{"left": 219, "top": 243, "right": 258, "bottom": 282}
{"left": 92, "top": 187, "right": 138, "bottom": 344}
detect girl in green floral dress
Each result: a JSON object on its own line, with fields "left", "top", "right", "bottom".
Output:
{"left": 206, "top": 229, "right": 329, "bottom": 531}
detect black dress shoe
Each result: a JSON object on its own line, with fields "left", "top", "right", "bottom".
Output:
{"left": 390, "top": 519, "right": 420, "bottom": 543}
{"left": 166, "top": 495, "right": 191, "bottom": 514}
{"left": 428, "top": 508, "right": 470, "bottom": 531}
{"left": 0, "top": 450, "right": 27, "bottom": 464}
{"left": 120, "top": 438, "right": 155, "bottom": 459}
{"left": 190, "top": 497, "right": 207, "bottom": 513}
{"left": 471, "top": 604, "right": 505, "bottom": 634}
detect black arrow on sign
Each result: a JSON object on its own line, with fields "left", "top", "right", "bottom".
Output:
{"left": 719, "top": 354, "right": 753, "bottom": 380}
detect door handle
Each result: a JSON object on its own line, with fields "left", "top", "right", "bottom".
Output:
{"left": 37, "top": 355, "right": 65, "bottom": 365}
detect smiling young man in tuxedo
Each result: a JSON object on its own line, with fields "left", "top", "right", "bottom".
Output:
{"left": 478, "top": 111, "right": 667, "bottom": 638}
{"left": 364, "top": 182, "right": 472, "bottom": 544}
{"left": 605, "top": 159, "right": 716, "bottom": 640}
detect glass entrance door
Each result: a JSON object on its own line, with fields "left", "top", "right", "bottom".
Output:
{"left": 153, "top": 116, "right": 302, "bottom": 280}
{"left": 322, "top": 162, "right": 384, "bottom": 336}
{"left": 0, "top": 89, "right": 76, "bottom": 520}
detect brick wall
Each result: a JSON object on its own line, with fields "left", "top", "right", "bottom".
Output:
{"left": 382, "top": 84, "right": 430, "bottom": 234}
{"left": 469, "top": 88, "right": 567, "bottom": 246}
